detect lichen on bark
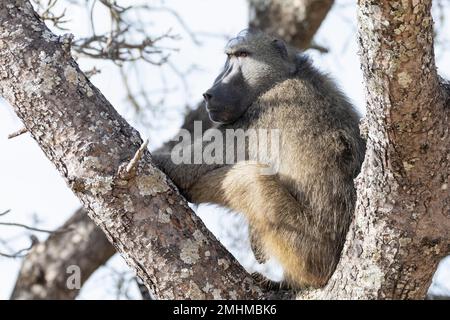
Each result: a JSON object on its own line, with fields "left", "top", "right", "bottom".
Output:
{"left": 0, "top": 0, "right": 265, "bottom": 300}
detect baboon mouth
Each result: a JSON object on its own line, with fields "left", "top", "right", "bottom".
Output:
{"left": 208, "top": 110, "right": 226, "bottom": 118}
{"left": 206, "top": 107, "right": 221, "bottom": 112}
{"left": 207, "top": 109, "right": 234, "bottom": 124}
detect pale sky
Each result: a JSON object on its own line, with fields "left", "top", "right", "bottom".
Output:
{"left": 1, "top": 0, "right": 449, "bottom": 299}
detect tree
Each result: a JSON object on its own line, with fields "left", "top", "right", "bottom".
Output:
{"left": 9, "top": 0, "right": 334, "bottom": 300}
{"left": 1, "top": 0, "right": 449, "bottom": 300}
{"left": 10, "top": 208, "right": 115, "bottom": 299}
{"left": 298, "top": 0, "right": 450, "bottom": 299}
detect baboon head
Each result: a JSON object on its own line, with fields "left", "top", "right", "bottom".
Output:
{"left": 203, "top": 29, "right": 296, "bottom": 124}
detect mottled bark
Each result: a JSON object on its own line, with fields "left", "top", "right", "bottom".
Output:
{"left": 297, "top": 0, "right": 450, "bottom": 299}
{"left": 5, "top": 0, "right": 447, "bottom": 301}
{"left": 9, "top": 103, "right": 213, "bottom": 300}
{"left": 0, "top": 0, "right": 264, "bottom": 300}
{"left": 11, "top": 208, "right": 115, "bottom": 300}
{"left": 249, "top": 0, "right": 334, "bottom": 49}
{"left": 151, "top": 102, "right": 213, "bottom": 155}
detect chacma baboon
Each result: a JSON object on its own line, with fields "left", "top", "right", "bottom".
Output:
{"left": 153, "top": 29, "right": 365, "bottom": 290}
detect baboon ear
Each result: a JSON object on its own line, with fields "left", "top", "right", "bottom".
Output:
{"left": 272, "top": 39, "right": 288, "bottom": 59}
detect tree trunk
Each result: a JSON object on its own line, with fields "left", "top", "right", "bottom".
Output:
{"left": 9, "top": 0, "right": 334, "bottom": 299}
{"left": 10, "top": 104, "right": 214, "bottom": 300}
{"left": 0, "top": 0, "right": 266, "bottom": 300}
{"left": 296, "top": 0, "right": 450, "bottom": 299}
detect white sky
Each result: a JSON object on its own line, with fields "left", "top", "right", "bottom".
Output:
{"left": 1, "top": 0, "right": 449, "bottom": 299}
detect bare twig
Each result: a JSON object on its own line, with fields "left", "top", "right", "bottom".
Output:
{"left": 8, "top": 127, "right": 28, "bottom": 139}
{"left": 0, "top": 244, "right": 33, "bottom": 258}
{"left": 126, "top": 138, "right": 149, "bottom": 173}
{"left": 31, "top": 0, "right": 70, "bottom": 30}
{"left": 71, "top": 1, "right": 177, "bottom": 65}
{"left": 0, "top": 209, "right": 11, "bottom": 217}
{"left": 0, "top": 236, "right": 38, "bottom": 259}
{"left": 84, "top": 66, "right": 101, "bottom": 78}
{"left": 0, "top": 221, "right": 72, "bottom": 234}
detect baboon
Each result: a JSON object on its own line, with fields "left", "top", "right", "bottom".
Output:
{"left": 153, "top": 30, "right": 365, "bottom": 289}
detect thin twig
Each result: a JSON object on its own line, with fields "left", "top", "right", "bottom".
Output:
{"left": 0, "top": 221, "right": 72, "bottom": 234}
{"left": 0, "top": 241, "right": 35, "bottom": 259}
{"left": 0, "top": 250, "right": 27, "bottom": 258}
{"left": 126, "top": 139, "right": 149, "bottom": 173}
{"left": 8, "top": 127, "right": 28, "bottom": 139}
{"left": 139, "top": 5, "right": 202, "bottom": 46}
{"left": 0, "top": 209, "right": 11, "bottom": 217}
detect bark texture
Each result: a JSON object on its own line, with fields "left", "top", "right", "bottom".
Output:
{"left": 297, "top": 0, "right": 450, "bottom": 299}
{"left": 10, "top": 104, "right": 213, "bottom": 300}
{"left": 11, "top": 208, "right": 115, "bottom": 300}
{"left": 0, "top": 0, "right": 264, "bottom": 300}
{"left": 4, "top": 0, "right": 448, "bottom": 301}
{"left": 10, "top": 0, "right": 333, "bottom": 300}
{"left": 249, "top": 0, "right": 334, "bottom": 49}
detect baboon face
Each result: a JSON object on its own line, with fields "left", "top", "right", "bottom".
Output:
{"left": 203, "top": 30, "right": 294, "bottom": 124}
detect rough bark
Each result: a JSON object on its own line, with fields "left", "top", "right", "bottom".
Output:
{"left": 5, "top": 0, "right": 447, "bottom": 301}
{"left": 9, "top": 103, "right": 213, "bottom": 300}
{"left": 296, "top": 0, "right": 450, "bottom": 299}
{"left": 11, "top": 208, "right": 115, "bottom": 300}
{"left": 0, "top": 0, "right": 265, "bottom": 300}
{"left": 249, "top": 0, "right": 334, "bottom": 49}
{"left": 9, "top": 0, "right": 333, "bottom": 300}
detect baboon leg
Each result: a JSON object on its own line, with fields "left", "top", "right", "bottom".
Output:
{"left": 188, "top": 162, "right": 325, "bottom": 288}
{"left": 188, "top": 162, "right": 306, "bottom": 226}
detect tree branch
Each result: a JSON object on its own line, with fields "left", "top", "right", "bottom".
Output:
{"left": 7, "top": 0, "right": 336, "bottom": 300}
{"left": 296, "top": 0, "right": 450, "bottom": 299}
{"left": 7, "top": 127, "right": 28, "bottom": 139}
{"left": 248, "top": 0, "right": 334, "bottom": 50}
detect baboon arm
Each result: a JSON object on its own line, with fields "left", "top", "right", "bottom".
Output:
{"left": 186, "top": 163, "right": 260, "bottom": 211}
{"left": 151, "top": 151, "right": 222, "bottom": 199}
{"left": 188, "top": 162, "right": 309, "bottom": 227}
{"left": 188, "top": 161, "right": 325, "bottom": 286}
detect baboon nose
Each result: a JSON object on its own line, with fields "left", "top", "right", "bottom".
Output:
{"left": 203, "top": 92, "right": 212, "bottom": 102}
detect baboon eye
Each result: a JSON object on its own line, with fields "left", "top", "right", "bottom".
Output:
{"left": 236, "top": 51, "right": 249, "bottom": 58}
